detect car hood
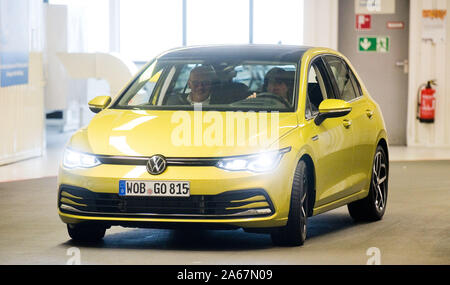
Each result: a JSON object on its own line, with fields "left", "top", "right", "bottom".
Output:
{"left": 71, "top": 109, "right": 298, "bottom": 157}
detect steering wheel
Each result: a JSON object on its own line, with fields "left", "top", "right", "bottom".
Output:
{"left": 256, "top": 92, "right": 291, "bottom": 108}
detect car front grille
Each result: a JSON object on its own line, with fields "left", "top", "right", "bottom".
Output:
{"left": 58, "top": 185, "right": 274, "bottom": 219}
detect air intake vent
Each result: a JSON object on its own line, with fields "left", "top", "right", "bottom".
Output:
{"left": 59, "top": 185, "right": 274, "bottom": 219}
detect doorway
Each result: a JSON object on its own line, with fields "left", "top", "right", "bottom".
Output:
{"left": 338, "top": 0, "right": 410, "bottom": 145}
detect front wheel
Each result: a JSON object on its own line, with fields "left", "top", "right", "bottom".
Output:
{"left": 348, "top": 145, "right": 389, "bottom": 221}
{"left": 271, "top": 161, "right": 309, "bottom": 246}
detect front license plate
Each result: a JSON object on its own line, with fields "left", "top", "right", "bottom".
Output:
{"left": 119, "top": 180, "right": 190, "bottom": 197}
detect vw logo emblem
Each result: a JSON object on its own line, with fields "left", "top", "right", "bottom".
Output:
{"left": 146, "top": 155, "right": 167, "bottom": 175}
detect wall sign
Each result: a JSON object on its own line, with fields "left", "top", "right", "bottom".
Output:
{"left": 355, "top": 0, "right": 395, "bottom": 15}
{"left": 387, "top": 21, "right": 405, "bottom": 29}
{"left": 358, "top": 36, "right": 390, "bottom": 53}
{"left": 356, "top": 14, "right": 372, "bottom": 30}
{"left": 0, "top": 52, "right": 29, "bottom": 87}
{"left": 0, "top": 0, "right": 29, "bottom": 87}
{"left": 422, "top": 9, "right": 447, "bottom": 44}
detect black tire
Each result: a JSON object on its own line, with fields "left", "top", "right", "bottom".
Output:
{"left": 348, "top": 145, "right": 389, "bottom": 222}
{"left": 67, "top": 223, "right": 106, "bottom": 243}
{"left": 271, "top": 160, "right": 309, "bottom": 246}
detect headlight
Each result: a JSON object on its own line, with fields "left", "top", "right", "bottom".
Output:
{"left": 63, "top": 148, "right": 101, "bottom": 168}
{"left": 216, "top": 147, "right": 291, "bottom": 173}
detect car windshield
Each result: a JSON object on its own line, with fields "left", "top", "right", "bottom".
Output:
{"left": 113, "top": 58, "right": 298, "bottom": 112}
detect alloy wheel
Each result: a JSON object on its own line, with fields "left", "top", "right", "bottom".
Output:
{"left": 372, "top": 150, "right": 387, "bottom": 213}
{"left": 300, "top": 174, "right": 308, "bottom": 241}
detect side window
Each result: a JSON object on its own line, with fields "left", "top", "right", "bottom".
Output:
{"left": 324, "top": 56, "right": 358, "bottom": 102}
{"left": 123, "top": 62, "right": 162, "bottom": 106}
{"left": 127, "top": 72, "right": 159, "bottom": 106}
{"left": 305, "top": 93, "right": 312, "bottom": 118}
{"left": 162, "top": 64, "right": 198, "bottom": 105}
{"left": 306, "top": 58, "right": 332, "bottom": 117}
{"left": 348, "top": 68, "right": 363, "bottom": 97}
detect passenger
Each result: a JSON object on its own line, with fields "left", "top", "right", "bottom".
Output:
{"left": 263, "top": 67, "right": 293, "bottom": 102}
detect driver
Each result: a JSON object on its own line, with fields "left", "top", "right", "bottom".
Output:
{"left": 187, "top": 65, "right": 216, "bottom": 104}
{"left": 263, "top": 67, "right": 293, "bottom": 102}
{"left": 166, "top": 65, "right": 216, "bottom": 105}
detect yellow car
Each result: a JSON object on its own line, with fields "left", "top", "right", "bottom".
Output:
{"left": 58, "top": 45, "right": 389, "bottom": 246}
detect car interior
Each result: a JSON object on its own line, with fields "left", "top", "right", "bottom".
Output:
{"left": 161, "top": 63, "right": 296, "bottom": 107}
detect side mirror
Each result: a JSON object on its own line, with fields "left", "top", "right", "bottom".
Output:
{"left": 88, "top": 96, "right": 111, "bottom": 113}
{"left": 314, "top": 99, "right": 352, "bottom": 126}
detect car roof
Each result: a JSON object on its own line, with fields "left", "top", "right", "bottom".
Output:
{"left": 157, "top": 44, "right": 312, "bottom": 63}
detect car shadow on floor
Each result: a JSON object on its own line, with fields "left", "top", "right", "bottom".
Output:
{"left": 63, "top": 228, "right": 274, "bottom": 251}
{"left": 307, "top": 211, "right": 357, "bottom": 239}
{"left": 61, "top": 212, "right": 361, "bottom": 251}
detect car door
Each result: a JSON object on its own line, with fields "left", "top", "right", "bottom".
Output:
{"left": 323, "top": 55, "right": 376, "bottom": 194}
{"left": 304, "top": 57, "right": 354, "bottom": 207}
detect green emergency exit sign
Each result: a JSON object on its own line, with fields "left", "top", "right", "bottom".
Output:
{"left": 358, "top": 36, "right": 389, "bottom": 52}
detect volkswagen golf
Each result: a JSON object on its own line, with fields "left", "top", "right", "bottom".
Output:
{"left": 58, "top": 45, "right": 389, "bottom": 246}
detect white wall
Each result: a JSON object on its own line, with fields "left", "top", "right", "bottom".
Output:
{"left": 303, "top": 0, "right": 339, "bottom": 49}
{"left": 408, "top": 0, "right": 450, "bottom": 146}
{"left": 45, "top": 4, "right": 69, "bottom": 112}
{"left": 0, "top": 0, "right": 45, "bottom": 165}
{"left": 0, "top": 53, "right": 45, "bottom": 165}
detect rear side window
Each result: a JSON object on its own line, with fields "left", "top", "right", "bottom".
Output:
{"left": 324, "top": 56, "right": 359, "bottom": 102}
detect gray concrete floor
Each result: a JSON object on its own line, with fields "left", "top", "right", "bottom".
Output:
{"left": 0, "top": 161, "right": 449, "bottom": 265}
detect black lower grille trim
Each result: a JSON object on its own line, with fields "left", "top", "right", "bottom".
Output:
{"left": 58, "top": 185, "right": 274, "bottom": 219}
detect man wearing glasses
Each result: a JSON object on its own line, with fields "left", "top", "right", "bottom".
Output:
{"left": 186, "top": 65, "right": 216, "bottom": 104}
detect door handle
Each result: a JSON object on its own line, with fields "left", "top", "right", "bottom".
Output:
{"left": 343, "top": 119, "right": 352, "bottom": 128}
{"left": 395, "top": 59, "right": 409, "bottom": 74}
{"left": 366, "top": 109, "right": 374, "bottom": 119}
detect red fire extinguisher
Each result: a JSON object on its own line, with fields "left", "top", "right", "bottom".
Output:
{"left": 417, "top": 80, "right": 436, "bottom": 123}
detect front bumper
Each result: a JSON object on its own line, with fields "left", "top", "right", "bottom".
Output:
{"left": 59, "top": 185, "right": 274, "bottom": 217}
{"left": 57, "top": 154, "right": 297, "bottom": 229}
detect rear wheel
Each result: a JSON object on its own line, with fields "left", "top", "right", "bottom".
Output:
{"left": 348, "top": 145, "right": 388, "bottom": 221}
{"left": 271, "top": 160, "right": 309, "bottom": 246}
{"left": 67, "top": 223, "right": 107, "bottom": 243}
